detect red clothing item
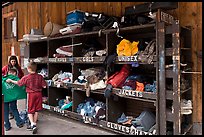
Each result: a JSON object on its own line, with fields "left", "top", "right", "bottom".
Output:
{"left": 2, "top": 65, "right": 24, "bottom": 78}
{"left": 27, "top": 92, "right": 43, "bottom": 114}
{"left": 17, "top": 73, "right": 47, "bottom": 93}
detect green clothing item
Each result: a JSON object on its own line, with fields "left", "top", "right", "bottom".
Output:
{"left": 2, "top": 74, "right": 27, "bottom": 102}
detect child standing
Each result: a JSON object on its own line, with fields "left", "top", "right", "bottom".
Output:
{"left": 2, "top": 68, "right": 26, "bottom": 131}
{"left": 6, "top": 62, "right": 47, "bottom": 134}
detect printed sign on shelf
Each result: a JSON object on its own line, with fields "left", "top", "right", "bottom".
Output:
{"left": 106, "top": 122, "right": 155, "bottom": 135}
{"left": 118, "top": 89, "right": 143, "bottom": 98}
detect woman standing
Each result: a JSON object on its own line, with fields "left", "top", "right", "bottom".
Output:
{"left": 2, "top": 55, "right": 24, "bottom": 120}
{"left": 2, "top": 55, "right": 24, "bottom": 79}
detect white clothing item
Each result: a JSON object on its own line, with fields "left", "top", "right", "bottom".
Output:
{"left": 90, "top": 80, "right": 106, "bottom": 90}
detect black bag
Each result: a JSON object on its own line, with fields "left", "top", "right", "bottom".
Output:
{"left": 125, "top": 2, "right": 178, "bottom": 16}
{"left": 82, "top": 12, "right": 119, "bottom": 32}
{"left": 121, "top": 14, "right": 153, "bottom": 27}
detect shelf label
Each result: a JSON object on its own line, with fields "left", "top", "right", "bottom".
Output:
{"left": 49, "top": 58, "right": 57, "bottom": 62}
{"left": 82, "top": 57, "right": 94, "bottom": 62}
{"left": 53, "top": 107, "right": 65, "bottom": 114}
{"left": 106, "top": 122, "right": 155, "bottom": 135}
{"left": 49, "top": 58, "right": 67, "bottom": 63}
{"left": 118, "top": 89, "right": 143, "bottom": 97}
{"left": 118, "top": 56, "right": 138, "bottom": 62}
{"left": 57, "top": 58, "right": 67, "bottom": 62}
{"left": 82, "top": 116, "right": 93, "bottom": 123}
{"left": 42, "top": 104, "right": 51, "bottom": 110}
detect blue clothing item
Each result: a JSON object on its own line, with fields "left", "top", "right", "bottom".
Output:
{"left": 77, "top": 103, "right": 85, "bottom": 113}
{"left": 117, "top": 113, "right": 128, "bottom": 123}
{"left": 122, "top": 86, "right": 133, "bottom": 90}
{"left": 76, "top": 98, "right": 106, "bottom": 118}
{"left": 4, "top": 100, "right": 24, "bottom": 130}
{"left": 131, "top": 62, "right": 139, "bottom": 67}
{"left": 61, "top": 101, "right": 73, "bottom": 110}
{"left": 19, "top": 109, "right": 29, "bottom": 124}
{"left": 84, "top": 101, "right": 95, "bottom": 117}
{"left": 58, "top": 99, "right": 65, "bottom": 108}
{"left": 145, "top": 81, "right": 156, "bottom": 93}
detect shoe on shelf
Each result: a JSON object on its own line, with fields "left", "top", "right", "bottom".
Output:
{"left": 32, "top": 125, "right": 37, "bottom": 134}
{"left": 5, "top": 127, "right": 12, "bottom": 131}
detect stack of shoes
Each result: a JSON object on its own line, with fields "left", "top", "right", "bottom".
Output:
{"left": 181, "top": 99, "right": 193, "bottom": 115}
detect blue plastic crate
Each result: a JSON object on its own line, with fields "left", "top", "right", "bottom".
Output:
{"left": 66, "top": 10, "right": 85, "bottom": 25}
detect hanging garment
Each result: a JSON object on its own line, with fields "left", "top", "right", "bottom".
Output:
{"left": 2, "top": 74, "right": 27, "bottom": 102}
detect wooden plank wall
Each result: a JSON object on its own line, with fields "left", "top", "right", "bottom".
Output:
{"left": 2, "top": 2, "right": 202, "bottom": 126}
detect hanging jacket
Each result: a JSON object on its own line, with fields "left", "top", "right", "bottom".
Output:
{"left": 2, "top": 74, "right": 27, "bottom": 102}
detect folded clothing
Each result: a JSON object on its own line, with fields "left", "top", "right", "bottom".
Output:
{"left": 56, "top": 45, "right": 73, "bottom": 56}
{"left": 89, "top": 80, "right": 106, "bottom": 90}
{"left": 53, "top": 53, "right": 67, "bottom": 58}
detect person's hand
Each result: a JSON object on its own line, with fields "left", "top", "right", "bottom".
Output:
{"left": 6, "top": 79, "right": 12, "bottom": 83}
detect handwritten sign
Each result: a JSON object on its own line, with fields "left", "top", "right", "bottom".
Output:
{"left": 118, "top": 89, "right": 143, "bottom": 97}
{"left": 49, "top": 58, "right": 67, "bottom": 63}
{"left": 82, "top": 116, "right": 93, "bottom": 123}
{"left": 118, "top": 56, "right": 138, "bottom": 62}
{"left": 106, "top": 122, "right": 155, "bottom": 135}
{"left": 53, "top": 107, "right": 65, "bottom": 114}
{"left": 82, "top": 57, "right": 94, "bottom": 62}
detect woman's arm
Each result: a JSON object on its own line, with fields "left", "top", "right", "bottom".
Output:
{"left": 2, "top": 65, "right": 8, "bottom": 76}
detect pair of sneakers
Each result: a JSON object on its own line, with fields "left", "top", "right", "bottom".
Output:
{"left": 27, "top": 124, "right": 37, "bottom": 134}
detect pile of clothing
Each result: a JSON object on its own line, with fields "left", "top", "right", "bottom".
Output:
{"left": 74, "top": 67, "right": 106, "bottom": 97}
{"left": 53, "top": 43, "right": 82, "bottom": 58}
{"left": 57, "top": 96, "right": 73, "bottom": 110}
{"left": 76, "top": 98, "right": 106, "bottom": 124}
{"left": 117, "top": 110, "right": 156, "bottom": 132}
{"left": 52, "top": 71, "right": 73, "bottom": 87}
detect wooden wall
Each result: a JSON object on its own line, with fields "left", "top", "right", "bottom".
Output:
{"left": 2, "top": 1, "right": 202, "bottom": 128}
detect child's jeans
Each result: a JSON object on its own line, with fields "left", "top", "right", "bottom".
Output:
{"left": 4, "top": 100, "right": 24, "bottom": 129}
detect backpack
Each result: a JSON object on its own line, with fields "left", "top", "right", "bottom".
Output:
{"left": 107, "top": 64, "right": 131, "bottom": 88}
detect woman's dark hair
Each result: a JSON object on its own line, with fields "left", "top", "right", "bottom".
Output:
{"left": 8, "top": 55, "right": 20, "bottom": 68}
